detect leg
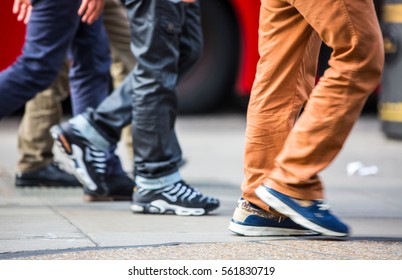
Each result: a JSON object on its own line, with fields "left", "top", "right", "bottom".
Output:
{"left": 230, "top": 0, "right": 322, "bottom": 236}
{"left": 15, "top": 62, "right": 81, "bottom": 187}
{"left": 68, "top": 17, "right": 111, "bottom": 115}
{"left": 52, "top": 0, "right": 219, "bottom": 213}
{"left": 103, "top": 0, "right": 137, "bottom": 167}
{"left": 103, "top": 0, "right": 136, "bottom": 84}
{"left": 66, "top": 1, "right": 135, "bottom": 148}
{"left": 265, "top": 0, "right": 384, "bottom": 199}
{"left": 17, "top": 63, "right": 69, "bottom": 173}
{"left": 242, "top": 0, "right": 321, "bottom": 210}
{"left": 128, "top": 0, "right": 218, "bottom": 215}
{"left": 0, "top": 0, "right": 81, "bottom": 118}
{"left": 70, "top": 0, "right": 200, "bottom": 175}
{"left": 252, "top": 0, "right": 383, "bottom": 236}
{"left": 67, "top": 15, "right": 134, "bottom": 200}
{"left": 132, "top": 0, "right": 202, "bottom": 181}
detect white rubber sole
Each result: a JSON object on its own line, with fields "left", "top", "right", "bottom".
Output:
{"left": 255, "top": 186, "right": 348, "bottom": 237}
{"left": 228, "top": 221, "right": 316, "bottom": 236}
{"left": 131, "top": 199, "right": 206, "bottom": 216}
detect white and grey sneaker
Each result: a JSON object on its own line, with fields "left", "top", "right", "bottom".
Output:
{"left": 50, "top": 122, "right": 109, "bottom": 198}
{"left": 51, "top": 121, "right": 135, "bottom": 202}
{"left": 131, "top": 180, "right": 220, "bottom": 216}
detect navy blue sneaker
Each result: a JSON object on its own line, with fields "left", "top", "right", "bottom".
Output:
{"left": 229, "top": 198, "right": 317, "bottom": 236}
{"left": 255, "top": 185, "right": 350, "bottom": 237}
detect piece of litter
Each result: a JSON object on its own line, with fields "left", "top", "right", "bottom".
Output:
{"left": 346, "top": 161, "right": 379, "bottom": 176}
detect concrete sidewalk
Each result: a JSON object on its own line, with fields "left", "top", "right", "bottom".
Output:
{"left": 1, "top": 114, "right": 402, "bottom": 260}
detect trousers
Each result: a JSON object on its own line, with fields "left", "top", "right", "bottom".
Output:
{"left": 0, "top": 0, "right": 110, "bottom": 119}
{"left": 76, "top": 0, "right": 202, "bottom": 181}
{"left": 16, "top": 0, "right": 134, "bottom": 173}
{"left": 242, "top": 0, "right": 384, "bottom": 211}
{"left": 17, "top": 62, "right": 69, "bottom": 172}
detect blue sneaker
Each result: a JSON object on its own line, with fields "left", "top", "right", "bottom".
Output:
{"left": 255, "top": 185, "right": 350, "bottom": 237}
{"left": 228, "top": 198, "right": 317, "bottom": 236}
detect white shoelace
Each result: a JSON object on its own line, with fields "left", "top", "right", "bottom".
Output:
{"left": 317, "top": 200, "right": 331, "bottom": 211}
{"left": 163, "top": 182, "right": 205, "bottom": 202}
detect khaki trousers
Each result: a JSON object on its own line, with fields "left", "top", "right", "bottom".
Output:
{"left": 17, "top": 0, "right": 135, "bottom": 172}
{"left": 242, "top": 0, "right": 384, "bottom": 211}
{"left": 17, "top": 62, "right": 69, "bottom": 172}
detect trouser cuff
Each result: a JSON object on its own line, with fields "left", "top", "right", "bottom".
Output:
{"left": 135, "top": 171, "right": 182, "bottom": 189}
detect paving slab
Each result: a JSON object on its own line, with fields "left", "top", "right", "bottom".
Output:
{"left": 1, "top": 115, "right": 402, "bottom": 260}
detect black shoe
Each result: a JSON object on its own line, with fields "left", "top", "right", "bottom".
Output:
{"left": 50, "top": 122, "right": 109, "bottom": 197}
{"left": 84, "top": 173, "right": 134, "bottom": 202}
{"left": 131, "top": 180, "right": 220, "bottom": 215}
{"left": 15, "top": 163, "right": 82, "bottom": 187}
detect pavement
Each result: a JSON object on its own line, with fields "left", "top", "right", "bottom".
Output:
{"left": 0, "top": 113, "right": 402, "bottom": 260}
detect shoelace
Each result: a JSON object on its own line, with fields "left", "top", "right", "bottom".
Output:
{"left": 317, "top": 200, "right": 331, "bottom": 211}
{"left": 164, "top": 181, "right": 206, "bottom": 202}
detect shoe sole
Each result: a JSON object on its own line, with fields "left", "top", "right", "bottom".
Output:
{"left": 255, "top": 186, "right": 348, "bottom": 237}
{"left": 51, "top": 126, "right": 99, "bottom": 193}
{"left": 228, "top": 221, "right": 317, "bottom": 236}
{"left": 84, "top": 194, "right": 131, "bottom": 202}
{"left": 131, "top": 200, "right": 214, "bottom": 216}
{"left": 15, "top": 178, "right": 82, "bottom": 188}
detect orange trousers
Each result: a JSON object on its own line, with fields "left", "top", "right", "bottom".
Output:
{"left": 242, "top": 0, "right": 384, "bottom": 211}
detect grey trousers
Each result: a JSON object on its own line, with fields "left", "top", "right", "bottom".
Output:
{"left": 78, "top": 0, "right": 202, "bottom": 181}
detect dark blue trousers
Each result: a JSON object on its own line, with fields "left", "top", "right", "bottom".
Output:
{"left": 0, "top": 0, "right": 111, "bottom": 118}
{"left": 0, "top": 0, "right": 127, "bottom": 175}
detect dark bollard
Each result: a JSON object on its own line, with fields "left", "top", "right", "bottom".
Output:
{"left": 380, "top": 0, "right": 402, "bottom": 139}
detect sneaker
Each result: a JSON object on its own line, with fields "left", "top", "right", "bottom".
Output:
{"left": 84, "top": 173, "right": 134, "bottom": 202}
{"left": 229, "top": 198, "right": 317, "bottom": 236}
{"left": 15, "top": 162, "right": 82, "bottom": 187}
{"left": 255, "top": 185, "right": 350, "bottom": 237}
{"left": 50, "top": 122, "right": 109, "bottom": 198}
{"left": 131, "top": 180, "right": 219, "bottom": 216}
